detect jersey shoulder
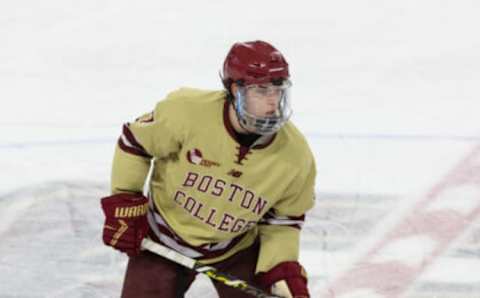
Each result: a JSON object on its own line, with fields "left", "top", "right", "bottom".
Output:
{"left": 151, "top": 87, "right": 226, "bottom": 132}
{"left": 277, "top": 121, "right": 315, "bottom": 167}
{"left": 161, "top": 87, "right": 226, "bottom": 108}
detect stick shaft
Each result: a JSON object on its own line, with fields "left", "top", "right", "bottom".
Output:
{"left": 141, "top": 238, "right": 281, "bottom": 298}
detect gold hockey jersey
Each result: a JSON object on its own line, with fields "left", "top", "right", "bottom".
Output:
{"left": 111, "top": 88, "right": 316, "bottom": 273}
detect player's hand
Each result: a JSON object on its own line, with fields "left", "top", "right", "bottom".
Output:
{"left": 257, "top": 261, "right": 309, "bottom": 298}
{"left": 101, "top": 193, "right": 149, "bottom": 257}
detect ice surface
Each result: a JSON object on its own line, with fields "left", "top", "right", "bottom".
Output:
{"left": 1, "top": 0, "right": 479, "bottom": 297}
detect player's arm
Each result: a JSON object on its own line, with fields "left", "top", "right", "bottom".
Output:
{"left": 256, "top": 156, "right": 316, "bottom": 298}
{"left": 111, "top": 117, "right": 154, "bottom": 195}
{"left": 102, "top": 99, "right": 184, "bottom": 256}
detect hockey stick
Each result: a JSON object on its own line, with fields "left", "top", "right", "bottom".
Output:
{"left": 141, "top": 238, "right": 281, "bottom": 298}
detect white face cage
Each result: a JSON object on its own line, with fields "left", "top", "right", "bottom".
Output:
{"left": 233, "top": 80, "right": 292, "bottom": 135}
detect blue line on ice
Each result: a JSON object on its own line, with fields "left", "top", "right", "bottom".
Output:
{"left": 0, "top": 134, "right": 479, "bottom": 150}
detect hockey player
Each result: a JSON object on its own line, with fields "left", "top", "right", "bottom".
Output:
{"left": 100, "top": 40, "right": 316, "bottom": 298}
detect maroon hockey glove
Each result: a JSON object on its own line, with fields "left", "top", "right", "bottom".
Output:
{"left": 256, "top": 261, "right": 309, "bottom": 298}
{"left": 101, "top": 193, "right": 149, "bottom": 257}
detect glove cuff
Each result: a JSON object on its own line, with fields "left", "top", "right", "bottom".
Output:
{"left": 256, "top": 261, "right": 307, "bottom": 288}
{"left": 101, "top": 193, "right": 149, "bottom": 218}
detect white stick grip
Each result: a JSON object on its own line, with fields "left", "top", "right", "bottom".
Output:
{"left": 141, "top": 238, "right": 196, "bottom": 269}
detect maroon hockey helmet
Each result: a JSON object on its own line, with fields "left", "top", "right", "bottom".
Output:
{"left": 222, "top": 40, "right": 290, "bottom": 87}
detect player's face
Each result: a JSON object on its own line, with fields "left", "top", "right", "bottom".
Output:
{"left": 231, "top": 80, "right": 292, "bottom": 135}
{"left": 243, "top": 83, "right": 286, "bottom": 117}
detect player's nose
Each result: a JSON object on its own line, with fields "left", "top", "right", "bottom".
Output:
{"left": 265, "top": 102, "right": 278, "bottom": 115}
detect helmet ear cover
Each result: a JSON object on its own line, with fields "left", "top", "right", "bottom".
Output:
{"left": 225, "top": 79, "right": 245, "bottom": 102}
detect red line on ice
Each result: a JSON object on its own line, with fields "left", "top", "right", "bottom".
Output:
{"left": 322, "top": 145, "right": 480, "bottom": 298}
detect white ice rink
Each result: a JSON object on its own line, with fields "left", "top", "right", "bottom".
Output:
{"left": 1, "top": 1, "right": 479, "bottom": 297}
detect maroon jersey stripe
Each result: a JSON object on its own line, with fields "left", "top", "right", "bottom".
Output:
{"left": 149, "top": 205, "right": 249, "bottom": 259}
{"left": 118, "top": 138, "right": 152, "bottom": 158}
{"left": 122, "top": 124, "right": 151, "bottom": 153}
{"left": 260, "top": 210, "right": 305, "bottom": 230}
{"left": 258, "top": 222, "right": 302, "bottom": 230}
{"left": 262, "top": 210, "right": 305, "bottom": 221}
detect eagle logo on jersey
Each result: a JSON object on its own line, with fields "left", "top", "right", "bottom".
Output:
{"left": 186, "top": 148, "right": 220, "bottom": 167}
{"left": 187, "top": 148, "right": 203, "bottom": 165}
